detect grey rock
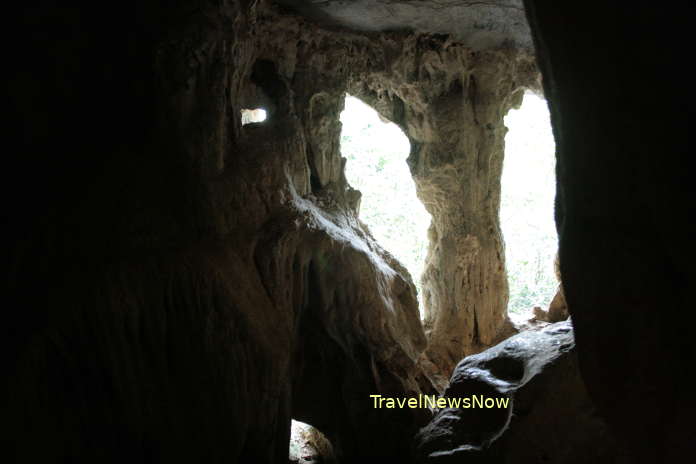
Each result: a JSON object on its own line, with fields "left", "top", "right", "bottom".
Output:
{"left": 414, "top": 320, "right": 629, "bottom": 463}
{"left": 275, "top": 0, "right": 532, "bottom": 50}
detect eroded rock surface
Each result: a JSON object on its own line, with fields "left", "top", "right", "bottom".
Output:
{"left": 275, "top": 0, "right": 532, "bottom": 51}
{"left": 337, "top": 38, "right": 538, "bottom": 381}
{"left": 8, "top": 0, "right": 693, "bottom": 462}
{"left": 253, "top": 0, "right": 539, "bottom": 385}
{"left": 414, "top": 321, "right": 628, "bottom": 463}
{"left": 6, "top": 1, "right": 536, "bottom": 462}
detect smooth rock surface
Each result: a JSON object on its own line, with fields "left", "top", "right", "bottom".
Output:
{"left": 526, "top": 1, "right": 696, "bottom": 461}
{"left": 414, "top": 321, "right": 628, "bottom": 463}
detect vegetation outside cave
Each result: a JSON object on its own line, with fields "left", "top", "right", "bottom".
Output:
{"left": 501, "top": 91, "right": 558, "bottom": 319}
{"left": 340, "top": 95, "right": 431, "bottom": 317}
{"left": 340, "top": 91, "right": 558, "bottom": 322}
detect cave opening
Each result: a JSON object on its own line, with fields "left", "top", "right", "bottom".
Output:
{"left": 500, "top": 90, "right": 558, "bottom": 323}
{"left": 240, "top": 107, "right": 267, "bottom": 125}
{"left": 289, "top": 419, "right": 335, "bottom": 464}
{"left": 339, "top": 94, "right": 432, "bottom": 315}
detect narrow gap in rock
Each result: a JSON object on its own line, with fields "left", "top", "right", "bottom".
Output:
{"left": 500, "top": 91, "right": 558, "bottom": 327}
{"left": 289, "top": 419, "right": 335, "bottom": 464}
{"left": 241, "top": 108, "right": 267, "bottom": 125}
{"left": 340, "top": 94, "right": 431, "bottom": 316}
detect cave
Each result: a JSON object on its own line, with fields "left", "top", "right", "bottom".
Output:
{"left": 5, "top": 2, "right": 693, "bottom": 464}
{"left": 340, "top": 94, "right": 430, "bottom": 313}
{"left": 500, "top": 90, "right": 558, "bottom": 324}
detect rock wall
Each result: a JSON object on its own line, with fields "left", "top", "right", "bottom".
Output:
{"left": 414, "top": 321, "right": 629, "bottom": 463}
{"left": 348, "top": 41, "right": 538, "bottom": 380}
{"left": 8, "top": 0, "right": 691, "bottom": 462}
{"left": 253, "top": 6, "right": 539, "bottom": 383}
{"left": 4, "top": 1, "right": 537, "bottom": 462}
{"left": 525, "top": 1, "right": 695, "bottom": 462}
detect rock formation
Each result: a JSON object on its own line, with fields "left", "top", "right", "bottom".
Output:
{"left": 4, "top": 1, "right": 536, "bottom": 461}
{"left": 4, "top": 1, "right": 693, "bottom": 463}
{"left": 526, "top": 1, "right": 695, "bottom": 462}
{"left": 414, "top": 320, "right": 628, "bottom": 463}
{"left": 347, "top": 39, "right": 538, "bottom": 380}
{"left": 532, "top": 254, "right": 569, "bottom": 323}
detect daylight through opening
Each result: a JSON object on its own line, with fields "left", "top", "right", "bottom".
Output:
{"left": 500, "top": 91, "right": 558, "bottom": 321}
{"left": 241, "top": 108, "right": 267, "bottom": 125}
{"left": 340, "top": 95, "right": 431, "bottom": 315}
{"left": 290, "top": 419, "right": 335, "bottom": 463}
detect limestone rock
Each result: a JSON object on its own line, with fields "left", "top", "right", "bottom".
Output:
{"left": 275, "top": 0, "right": 532, "bottom": 51}
{"left": 414, "top": 321, "right": 628, "bottom": 463}
{"left": 546, "top": 286, "right": 569, "bottom": 322}
{"left": 6, "top": 0, "right": 694, "bottom": 463}
{"left": 526, "top": 3, "right": 696, "bottom": 460}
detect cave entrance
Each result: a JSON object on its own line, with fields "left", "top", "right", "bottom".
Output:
{"left": 500, "top": 91, "right": 558, "bottom": 324}
{"left": 289, "top": 419, "right": 335, "bottom": 464}
{"left": 339, "top": 95, "right": 431, "bottom": 316}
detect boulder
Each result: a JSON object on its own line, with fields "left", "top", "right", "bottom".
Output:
{"left": 414, "top": 321, "right": 628, "bottom": 463}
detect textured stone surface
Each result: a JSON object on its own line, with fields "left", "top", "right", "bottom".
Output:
{"left": 9, "top": 0, "right": 691, "bottom": 463}
{"left": 414, "top": 321, "right": 628, "bottom": 463}
{"left": 4, "top": 1, "right": 535, "bottom": 462}
{"left": 275, "top": 0, "right": 532, "bottom": 50}
{"left": 347, "top": 44, "right": 538, "bottom": 380}
{"left": 256, "top": 4, "right": 538, "bottom": 384}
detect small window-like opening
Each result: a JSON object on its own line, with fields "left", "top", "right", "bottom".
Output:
{"left": 241, "top": 108, "right": 267, "bottom": 125}
{"left": 340, "top": 95, "right": 431, "bottom": 316}
{"left": 290, "top": 419, "right": 335, "bottom": 463}
{"left": 500, "top": 91, "right": 558, "bottom": 324}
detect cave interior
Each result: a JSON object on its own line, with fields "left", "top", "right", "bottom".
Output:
{"left": 5, "top": 1, "right": 694, "bottom": 463}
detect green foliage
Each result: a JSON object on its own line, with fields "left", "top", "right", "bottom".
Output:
{"left": 341, "top": 92, "right": 559, "bottom": 318}
{"left": 340, "top": 96, "right": 431, "bottom": 307}
{"left": 501, "top": 92, "right": 558, "bottom": 314}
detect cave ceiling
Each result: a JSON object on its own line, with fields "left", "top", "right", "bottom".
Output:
{"left": 274, "top": 0, "right": 532, "bottom": 50}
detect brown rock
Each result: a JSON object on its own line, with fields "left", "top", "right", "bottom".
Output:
{"left": 547, "top": 285, "right": 569, "bottom": 322}
{"left": 8, "top": 1, "right": 692, "bottom": 463}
